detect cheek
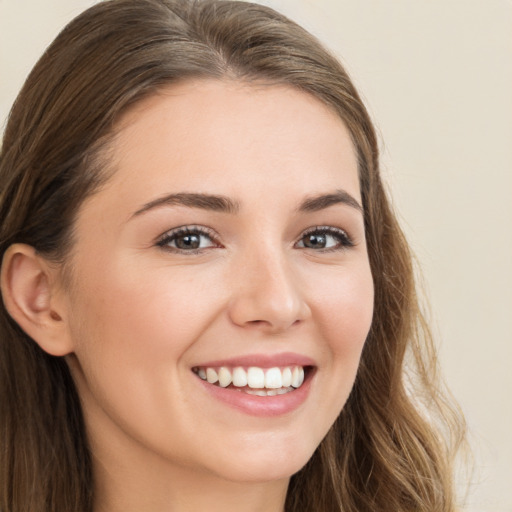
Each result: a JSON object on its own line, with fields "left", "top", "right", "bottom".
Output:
{"left": 70, "top": 259, "right": 219, "bottom": 353}
{"left": 65, "top": 263, "right": 222, "bottom": 447}
{"left": 312, "top": 263, "right": 374, "bottom": 359}
{"left": 289, "top": 261, "right": 374, "bottom": 446}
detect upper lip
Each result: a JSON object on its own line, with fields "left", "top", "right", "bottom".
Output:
{"left": 193, "top": 352, "right": 316, "bottom": 369}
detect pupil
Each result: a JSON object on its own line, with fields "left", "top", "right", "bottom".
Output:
{"left": 177, "top": 234, "right": 200, "bottom": 249}
{"left": 305, "top": 233, "right": 326, "bottom": 248}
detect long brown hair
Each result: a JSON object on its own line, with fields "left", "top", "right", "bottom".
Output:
{"left": 0, "top": 1, "right": 465, "bottom": 510}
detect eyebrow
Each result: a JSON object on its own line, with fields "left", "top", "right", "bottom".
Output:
{"left": 132, "top": 192, "right": 240, "bottom": 217}
{"left": 131, "top": 189, "right": 362, "bottom": 217}
{"left": 297, "top": 189, "right": 363, "bottom": 214}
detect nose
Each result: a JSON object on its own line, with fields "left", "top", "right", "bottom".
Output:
{"left": 227, "top": 248, "right": 311, "bottom": 334}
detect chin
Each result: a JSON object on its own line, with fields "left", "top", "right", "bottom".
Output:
{"left": 201, "top": 432, "right": 320, "bottom": 484}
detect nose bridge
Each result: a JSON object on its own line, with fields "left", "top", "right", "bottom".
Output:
{"left": 228, "top": 239, "right": 310, "bottom": 332}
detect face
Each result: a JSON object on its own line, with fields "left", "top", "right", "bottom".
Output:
{"left": 62, "top": 80, "right": 374, "bottom": 485}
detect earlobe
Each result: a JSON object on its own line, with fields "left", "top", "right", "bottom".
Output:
{"left": 0, "top": 243, "right": 72, "bottom": 356}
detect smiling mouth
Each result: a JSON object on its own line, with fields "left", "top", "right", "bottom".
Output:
{"left": 192, "top": 365, "right": 312, "bottom": 396}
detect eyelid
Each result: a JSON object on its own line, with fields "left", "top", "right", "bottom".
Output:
{"left": 155, "top": 224, "right": 355, "bottom": 254}
{"left": 299, "top": 225, "right": 351, "bottom": 239}
{"left": 156, "top": 225, "right": 220, "bottom": 252}
{"left": 295, "top": 225, "right": 355, "bottom": 251}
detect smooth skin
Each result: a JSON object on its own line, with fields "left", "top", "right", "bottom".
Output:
{"left": 2, "top": 80, "right": 374, "bottom": 512}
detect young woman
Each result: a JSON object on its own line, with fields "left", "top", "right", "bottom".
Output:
{"left": 0, "top": 0, "right": 465, "bottom": 511}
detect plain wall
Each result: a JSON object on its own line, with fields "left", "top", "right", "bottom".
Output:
{"left": 1, "top": 1, "right": 511, "bottom": 510}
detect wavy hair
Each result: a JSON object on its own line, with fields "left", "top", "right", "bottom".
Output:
{"left": 0, "top": 0, "right": 465, "bottom": 510}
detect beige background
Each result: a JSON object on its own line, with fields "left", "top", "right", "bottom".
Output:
{"left": 1, "top": 1, "right": 511, "bottom": 510}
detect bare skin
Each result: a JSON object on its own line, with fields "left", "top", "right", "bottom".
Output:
{"left": 3, "top": 80, "right": 374, "bottom": 511}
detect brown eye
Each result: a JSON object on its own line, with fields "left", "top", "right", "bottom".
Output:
{"left": 302, "top": 233, "right": 328, "bottom": 249}
{"left": 174, "top": 233, "right": 202, "bottom": 250}
{"left": 157, "top": 226, "right": 218, "bottom": 253}
{"left": 296, "top": 227, "right": 353, "bottom": 251}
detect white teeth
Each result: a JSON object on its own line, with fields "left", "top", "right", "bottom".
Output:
{"left": 297, "top": 367, "right": 305, "bottom": 387}
{"left": 291, "top": 367, "right": 300, "bottom": 388}
{"left": 218, "top": 367, "right": 231, "bottom": 388}
{"left": 245, "top": 389, "right": 268, "bottom": 396}
{"left": 195, "top": 365, "right": 308, "bottom": 392}
{"left": 282, "top": 367, "right": 292, "bottom": 387}
{"left": 265, "top": 367, "right": 282, "bottom": 389}
{"left": 247, "top": 367, "right": 265, "bottom": 389}
{"left": 245, "top": 386, "right": 294, "bottom": 396}
{"left": 232, "top": 367, "right": 248, "bottom": 387}
{"left": 206, "top": 368, "right": 218, "bottom": 384}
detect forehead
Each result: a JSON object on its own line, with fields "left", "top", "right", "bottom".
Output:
{"left": 81, "top": 79, "right": 361, "bottom": 228}
{"left": 113, "top": 80, "right": 357, "bottom": 177}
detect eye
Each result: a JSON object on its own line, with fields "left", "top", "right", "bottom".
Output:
{"left": 295, "top": 226, "right": 354, "bottom": 252}
{"left": 156, "top": 226, "right": 218, "bottom": 253}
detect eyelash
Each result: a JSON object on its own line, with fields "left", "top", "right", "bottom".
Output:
{"left": 297, "top": 226, "right": 354, "bottom": 252}
{"left": 156, "top": 226, "right": 219, "bottom": 254}
{"left": 156, "top": 225, "right": 354, "bottom": 254}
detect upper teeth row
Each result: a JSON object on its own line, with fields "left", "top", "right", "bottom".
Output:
{"left": 195, "top": 366, "right": 305, "bottom": 389}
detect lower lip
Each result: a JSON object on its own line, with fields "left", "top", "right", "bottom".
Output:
{"left": 195, "top": 374, "right": 313, "bottom": 417}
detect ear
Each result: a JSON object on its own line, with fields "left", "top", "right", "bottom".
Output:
{"left": 1, "top": 243, "right": 73, "bottom": 356}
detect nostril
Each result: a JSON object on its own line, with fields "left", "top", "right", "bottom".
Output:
{"left": 243, "top": 318, "right": 303, "bottom": 335}
{"left": 227, "top": 283, "right": 310, "bottom": 332}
